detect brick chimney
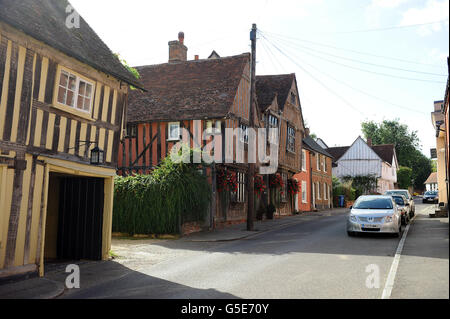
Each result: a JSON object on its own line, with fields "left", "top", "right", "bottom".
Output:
{"left": 168, "top": 32, "right": 188, "bottom": 63}
{"left": 367, "top": 138, "right": 372, "bottom": 146}
{"left": 305, "top": 127, "right": 310, "bottom": 137}
{"left": 194, "top": 55, "right": 199, "bottom": 61}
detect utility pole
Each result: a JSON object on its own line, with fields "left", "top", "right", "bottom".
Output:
{"left": 247, "top": 23, "right": 257, "bottom": 231}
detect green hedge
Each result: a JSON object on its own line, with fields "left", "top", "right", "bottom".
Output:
{"left": 113, "top": 158, "right": 211, "bottom": 235}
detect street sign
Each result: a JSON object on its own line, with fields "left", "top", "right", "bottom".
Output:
{"left": 430, "top": 148, "right": 437, "bottom": 159}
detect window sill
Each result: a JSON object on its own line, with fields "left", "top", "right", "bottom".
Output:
{"left": 52, "top": 102, "right": 94, "bottom": 121}
{"left": 167, "top": 138, "right": 180, "bottom": 142}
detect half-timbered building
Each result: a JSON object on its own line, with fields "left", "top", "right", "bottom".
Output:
{"left": 121, "top": 33, "right": 261, "bottom": 228}
{"left": 0, "top": 0, "right": 141, "bottom": 278}
{"left": 256, "top": 74, "right": 305, "bottom": 215}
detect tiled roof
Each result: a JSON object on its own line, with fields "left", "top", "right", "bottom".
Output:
{"left": 371, "top": 144, "right": 395, "bottom": 164}
{"left": 326, "top": 146, "right": 349, "bottom": 161}
{"left": 327, "top": 143, "right": 395, "bottom": 164}
{"left": 424, "top": 172, "right": 437, "bottom": 184}
{"left": 0, "top": 0, "right": 142, "bottom": 88}
{"left": 256, "top": 74, "right": 294, "bottom": 112}
{"left": 127, "top": 53, "right": 249, "bottom": 123}
{"left": 303, "top": 136, "right": 333, "bottom": 158}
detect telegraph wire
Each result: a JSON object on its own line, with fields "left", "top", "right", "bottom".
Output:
{"left": 260, "top": 29, "right": 445, "bottom": 69}
{"left": 263, "top": 34, "right": 429, "bottom": 115}
{"left": 260, "top": 33, "right": 446, "bottom": 77}
{"left": 258, "top": 31, "right": 367, "bottom": 117}
{"left": 259, "top": 31, "right": 445, "bottom": 84}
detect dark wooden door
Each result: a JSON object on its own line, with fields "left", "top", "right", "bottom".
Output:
{"left": 57, "top": 177, "right": 104, "bottom": 260}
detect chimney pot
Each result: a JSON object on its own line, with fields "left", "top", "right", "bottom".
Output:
{"left": 178, "top": 32, "right": 184, "bottom": 44}
{"left": 194, "top": 55, "right": 199, "bottom": 60}
{"left": 305, "top": 127, "right": 310, "bottom": 137}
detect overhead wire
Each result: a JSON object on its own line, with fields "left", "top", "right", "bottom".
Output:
{"left": 260, "top": 29, "right": 446, "bottom": 69}
{"left": 259, "top": 32, "right": 446, "bottom": 84}
{"left": 258, "top": 31, "right": 368, "bottom": 118}
{"left": 261, "top": 32, "right": 429, "bottom": 115}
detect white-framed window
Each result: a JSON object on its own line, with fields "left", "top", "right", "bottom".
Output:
{"left": 287, "top": 125, "right": 295, "bottom": 153}
{"left": 302, "top": 180, "right": 307, "bottom": 203}
{"left": 57, "top": 69, "right": 93, "bottom": 113}
{"left": 240, "top": 123, "right": 248, "bottom": 144}
{"left": 268, "top": 114, "right": 279, "bottom": 144}
{"left": 317, "top": 182, "right": 321, "bottom": 199}
{"left": 302, "top": 150, "right": 306, "bottom": 171}
{"left": 168, "top": 122, "right": 180, "bottom": 140}
{"left": 316, "top": 154, "right": 320, "bottom": 171}
{"left": 324, "top": 157, "right": 327, "bottom": 172}
{"left": 323, "top": 183, "right": 327, "bottom": 200}
{"left": 206, "top": 120, "right": 221, "bottom": 134}
{"left": 232, "top": 172, "right": 246, "bottom": 203}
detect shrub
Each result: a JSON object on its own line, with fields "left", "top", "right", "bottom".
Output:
{"left": 113, "top": 157, "right": 211, "bottom": 235}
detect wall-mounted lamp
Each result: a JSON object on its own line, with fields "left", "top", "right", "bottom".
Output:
{"left": 90, "top": 146, "right": 104, "bottom": 165}
{"left": 436, "top": 121, "right": 446, "bottom": 138}
{"left": 71, "top": 140, "right": 105, "bottom": 165}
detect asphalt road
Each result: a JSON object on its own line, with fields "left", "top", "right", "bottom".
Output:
{"left": 53, "top": 201, "right": 448, "bottom": 299}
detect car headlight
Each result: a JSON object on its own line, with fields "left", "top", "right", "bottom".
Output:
{"left": 349, "top": 214, "right": 357, "bottom": 222}
{"left": 384, "top": 215, "right": 393, "bottom": 223}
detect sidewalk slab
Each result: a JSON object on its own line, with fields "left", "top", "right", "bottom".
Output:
{"left": 0, "top": 277, "right": 64, "bottom": 299}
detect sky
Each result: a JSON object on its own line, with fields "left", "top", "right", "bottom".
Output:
{"left": 71, "top": 0, "right": 449, "bottom": 157}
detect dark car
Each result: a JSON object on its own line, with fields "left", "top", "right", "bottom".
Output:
{"left": 422, "top": 191, "right": 438, "bottom": 203}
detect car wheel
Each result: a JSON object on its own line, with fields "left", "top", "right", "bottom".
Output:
{"left": 422, "top": 200, "right": 426, "bottom": 203}
{"left": 395, "top": 225, "right": 402, "bottom": 238}
{"left": 401, "top": 216, "right": 407, "bottom": 226}
{"left": 347, "top": 231, "right": 355, "bottom": 237}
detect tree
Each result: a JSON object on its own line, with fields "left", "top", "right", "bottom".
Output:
{"left": 361, "top": 119, "right": 419, "bottom": 167}
{"left": 361, "top": 119, "right": 431, "bottom": 191}
{"left": 397, "top": 166, "right": 413, "bottom": 189}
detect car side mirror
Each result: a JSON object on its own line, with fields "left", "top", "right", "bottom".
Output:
{"left": 349, "top": 206, "right": 352, "bottom": 209}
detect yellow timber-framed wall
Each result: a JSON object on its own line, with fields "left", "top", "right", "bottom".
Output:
{"left": 0, "top": 22, "right": 127, "bottom": 278}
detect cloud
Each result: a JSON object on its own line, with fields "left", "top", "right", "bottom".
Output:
{"left": 365, "top": 0, "right": 410, "bottom": 27}
{"left": 400, "top": 0, "right": 449, "bottom": 36}
{"left": 371, "top": 0, "right": 410, "bottom": 8}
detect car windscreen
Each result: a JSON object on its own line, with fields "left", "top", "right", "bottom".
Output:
{"left": 425, "top": 191, "right": 437, "bottom": 195}
{"left": 392, "top": 196, "right": 405, "bottom": 205}
{"left": 353, "top": 198, "right": 393, "bottom": 209}
{"left": 386, "top": 191, "right": 409, "bottom": 199}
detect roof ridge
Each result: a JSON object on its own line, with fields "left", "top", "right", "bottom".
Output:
{"left": 134, "top": 52, "right": 250, "bottom": 69}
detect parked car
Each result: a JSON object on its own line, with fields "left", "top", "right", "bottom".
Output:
{"left": 390, "top": 195, "right": 410, "bottom": 225}
{"left": 347, "top": 195, "right": 402, "bottom": 237}
{"left": 384, "top": 189, "right": 415, "bottom": 217}
{"left": 422, "top": 191, "right": 438, "bottom": 203}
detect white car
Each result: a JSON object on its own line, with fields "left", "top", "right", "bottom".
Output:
{"left": 384, "top": 189, "right": 415, "bottom": 218}
{"left": 347, "top": 195, "right": 402, "bottom": 237}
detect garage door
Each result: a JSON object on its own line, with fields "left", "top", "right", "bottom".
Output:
{"left": 57, "top": 177, "right": 104, "bottom": 260}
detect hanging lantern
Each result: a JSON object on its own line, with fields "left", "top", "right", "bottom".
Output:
{"left": 90, "top": 146, "right": 104, "bottom": 165}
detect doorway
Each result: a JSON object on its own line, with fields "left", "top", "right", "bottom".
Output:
{"left": 44, "top": 173, "right": 104, "bottom": 261}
